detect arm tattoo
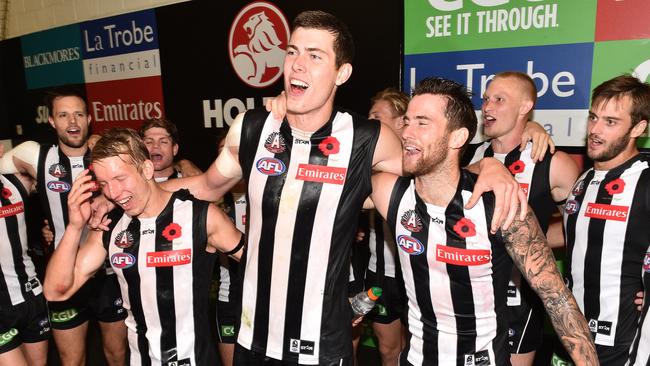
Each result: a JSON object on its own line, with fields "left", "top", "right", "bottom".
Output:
{"left": 503, "top": 209, "right": 599, "bottom": 366}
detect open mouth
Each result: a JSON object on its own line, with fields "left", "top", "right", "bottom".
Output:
{"left": 403, "top": 144, "right": 421, "bottom": 157}
{"left": 67, "top": 126, "right": 81, "bottom": 136}
{"left": 483, "top": 114, "right": 496, "bottom": 128}
{"left": 289, "top": 78, "right": 309, "bottom": 94}
{"left": 116, "top": 196, "right": 132, "bottom": 209}
{"left": 150, "top": 153, "right": 163, "bottom": 162}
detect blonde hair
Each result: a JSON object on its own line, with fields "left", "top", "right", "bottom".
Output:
{"left": 91, "top": 128, "right": 150, "bottom": 171}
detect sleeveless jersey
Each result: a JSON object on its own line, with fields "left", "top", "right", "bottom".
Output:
{"left": 626, "top": 252, "right": 650, "bottom": 366}
{"left": 0, "top": 175, "right": 41, "bottom": 308}
{"left": 104, "top": 190, "right": 217, "bottom": 365}
{"left": 467, "top": 141, "right": 555, "bottom": 232}
{"left": 564, "top": 155, "right": 650, "bottom": 347}
{"left": 36, "top": 145, "right": 90, "bottom": 248}
{"left": 218, "top": 191, "right": 246, "bottom": 303}
{"left": 237, "top": 107, "right": 380, "bottom": 364}
{"left": 154, "top": 170, "right": 182, "bottom": 183}
{"left": 388, "top": 171, "right": 512, "bottom": 366}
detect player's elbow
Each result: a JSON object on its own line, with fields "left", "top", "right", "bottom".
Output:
{"left": 43, "top": 279, "right": 74, "bottom": 302}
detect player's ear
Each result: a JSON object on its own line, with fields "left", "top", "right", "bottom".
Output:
{"left": 335, "top": 63, "right": 352, "bottom": 86}
{"left": 142, "top": 160, "right": 154, "bottom": 180}
{"left": 449, "top": 128, "right": 469, "bottom": 150}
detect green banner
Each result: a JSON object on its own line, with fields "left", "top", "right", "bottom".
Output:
{"left": 591, "top": 39, "right": 650, "bottom": 89}
{"left": 405, "top": 0, "right": 597, "bottom": 54}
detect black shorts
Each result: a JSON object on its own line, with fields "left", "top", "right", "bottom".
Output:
{"left": 0, "top": 293, "right": 51, "bottom": 354}
{"left": 49, "top": 273, "right": 126, "bottom": 330}
{"left": 216, "top": 300, "right": 238, "bottom": 344}
{"left": 233, "top": 344, "right": 352, "bottom": 366}
{"left": 507, "top": 275, "right": 544, "bottom": 353}
{"left": 363, "top": 270, "right": 405, "bottom": 324}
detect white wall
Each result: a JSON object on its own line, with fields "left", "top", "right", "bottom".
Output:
{"left": 6, "top": 0, "right": 188, "bottom": 38}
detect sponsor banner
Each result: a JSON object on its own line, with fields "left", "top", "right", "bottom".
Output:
{"left": 595, "top": 0, "right": 650, "bottom": 42}
{"left": 404, "top": 0, "right": 595, "bottom": 54}
{"left": 83, "top": 49, "right": 161, "bottom": 83}
{"left": 80, "top": 10, "right": 158, "bottom": 59}
{"left": 146, "top": 248, "right": 192, "bottom": 267}
{"left": 591, "top": 39, "right": 650, "bottom": 89}
{"left": 85, "top": 76, "right": 165, "bottom": 133}
{"left": 436, "top": 244, "right": 491, "bottom": 266}
{"left": 584, "top": 203, "right": 629, "bottom": 222}
{"left": 20, "top": 24, "right": 84, "bottom": 89}
{"left": 404, "top": 43, "right": 594, "bottom": 110}
{"left": 0, "top": 202, "right": 24, "bottom": 219}
{"left": 295, "top": 164, "right": 347, "bottom": 185}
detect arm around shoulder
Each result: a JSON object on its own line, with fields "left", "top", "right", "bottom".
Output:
{"left": 550, "top": 151, "right": 580, "bottom": 204}
{"left": 0, "top": 140, "right": 40, "bottom": 177}
{"left": 371, "top": 123, "right": 403, "bottom": 176}
{"left": 370, "top": 172, "right": 399, "bottom": 221}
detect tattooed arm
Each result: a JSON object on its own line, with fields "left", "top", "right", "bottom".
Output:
{"left": 502, "top": 208, "right": 599, "bottom": 366}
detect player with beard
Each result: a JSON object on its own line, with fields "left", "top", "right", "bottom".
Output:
{"left": 369, "top": 77, "right": 598, "bottom": 366}
{"left": 0, "top": 87, "right": 127, "bottom": 366}
{"left": 463, "top": 71, "right": 580, "bottom": 366}
{"left": 562, "top": 75, "right": 650, "bottom": 365}
{"left": 90, "top": 11, "right": 528, "bottom": 365}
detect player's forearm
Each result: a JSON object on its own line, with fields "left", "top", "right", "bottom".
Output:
{"left": 43, "top": 226, "right": 86, "bottom": 301}
{"left": 504, "top": 211, "right": 598, "bottom": 365}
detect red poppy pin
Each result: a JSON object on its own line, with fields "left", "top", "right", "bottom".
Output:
{"left": 453, "top": 217, "right": 476, "bottom": 239}
{"left": 604, "top": 178, "right": 625, "bottom": 195}
{"left": 319, "top": 136, "right": 340, "bottom": 156}
{"left": 508, "top": 160, "right": 525, "bottom": 175}
{"left": 1, "top": 187, "right": 11, "bottom": 199}
{"left": 162, "top": 223, "right": 182, "bottom": 241}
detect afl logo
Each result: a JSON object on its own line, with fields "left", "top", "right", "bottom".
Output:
{"left": 643, "top": 252, "right": 650, "bottom": 272}
{"left": 114, "top": 230, "right": 134, "bottom": 249}
{"left": 111, "top": 253, "right": 136, "bottom": 269}
{"left": 565, "top": 200, "right": 580, "bottom": 214}
{"left": 264, "top": 131, "right": 286, "bottom": 153}
{"left": 256, "top": 157, "right": 286, "bottom": 176}
{"left": 397, "top": 235, "right": 424, "bottom": 255}
{"left": 228, "top": 2, "right": 290, "bottom": 88}
{"left": 47, "top": 181, "right": 71, "bottom": 193}
{"left": 48, "top": 163, "right": 67, "bottom": 178}
{"left": 400, "top": 209, "right": 423, "bottom": 232}
{"left": 571, "top": 180, "right": 584, "bottom": 196}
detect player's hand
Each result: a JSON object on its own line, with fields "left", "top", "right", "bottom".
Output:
{"left": 355, "top": 228, "right": 366, "bottom": 242}
{"left": 88, "top": 193, "right": 115, "bottom": 231}
{"left": 176, "top": 159, "right": 202, "bottom": 177}
{"left": 352, "top": 315, "right": 364, "bottom": 327}
{"left": 635, "top": 291, "right": 644, "bottom": 311}
{"left": 67, "top": 169, "right": 95, "bottom": 229}
{"left": 42, "top": 220, "right": 53, "bottom": 246}
{"left": 265, "top": 91, "right": 287, "bottom": 121}
{"left": 521, "top": 121, "right": 555, "bottom": 162}
{"left": 466, "top": 157, "right": 527, "bottom": 233}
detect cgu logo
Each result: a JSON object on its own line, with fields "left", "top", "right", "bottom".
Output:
{"left": 256, "top": 157, "right": 286, "bottom": 176}
{"left": 47, "top": 181, "right": 71, "bottom": 193}
{"left": 51, "top": 309, "right": 78, "bottom": 323}
{"left": 397, "top": 235, "right": 424, "bottom": 255}
{"left": 429, "top": 0, "right": 543, "bottom": 11}
{"left": 111, "top": 253, "right": 136, "bottom": 269}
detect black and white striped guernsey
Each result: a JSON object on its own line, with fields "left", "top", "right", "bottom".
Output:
{"left": 0, "top": 174, "right": 41, "bottom": 308}
{"left": 466, "top": 141, "right": 555, "bottom": 232}
{"left": 237, "top": 108, "right": 380, "bottom": 364}
{"left": 36, "top": 144, "right": 90, "bottom": 248}
{"left": 388, "top": 171, "right": 512, "bottom": 366}
{"left": 627, "top": 258, "right": 650, "bottom": 366}
{"left": 368, "top": 210, "right": 399, "bottom": 279}
{"left": 564, "top": 155, "right": 650, "bottom": 349}
{"left": 218, "top": 191, "right": 246, "bottom": 303}
{"left": 104, "top": 189, "right": 217, "bottom": 365}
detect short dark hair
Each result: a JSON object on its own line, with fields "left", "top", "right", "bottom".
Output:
{"left": 138, "top": 118, "right": 179, "bottom": 145}
{"left": 292, "top": 10, "right": 354, "bottom": 68}
{"left": 592, "top": 75, "right": 650, "bottom": 127}
{"left": 412, "top": 77, "right": 477, "bottom": 152}
{"left": 371, "top": 88, "right": 409, "bottom": 118}
{"left": 92, "top": 128, "right": 150, "bottom": 172}
{"left": 44, "top": 85, "right": 88, "bottom": 117}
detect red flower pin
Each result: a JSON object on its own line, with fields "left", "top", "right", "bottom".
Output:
{"left": 508, "top": 160, "right": 525, "bottom": 175}
{"left": 1, "top": 187, "right": 11, "bottom": 199}
{"left": 319, "top": 136, "right": 340, "bottom": 156}
{"left": 453, "top": 217, "right": 476, "bottom": 239}
{"left": 604, "top": 178, "right": 625, "bottom": 195}
{"left": 162, "top": 223, "right": 182, "bottom": 241}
